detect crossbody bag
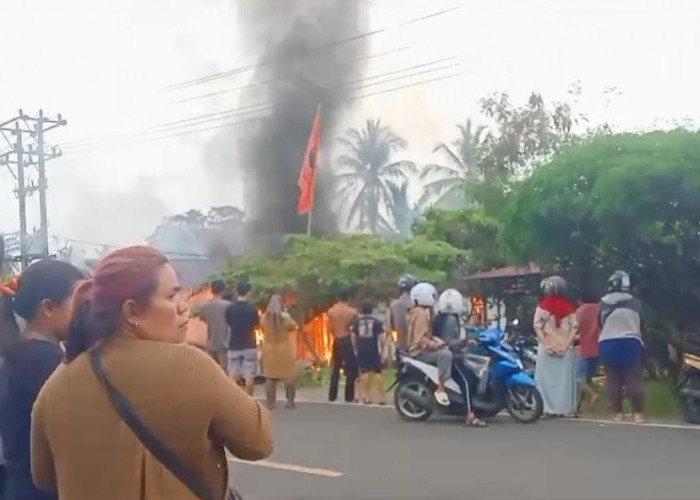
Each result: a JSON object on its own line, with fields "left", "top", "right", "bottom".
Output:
{"left": 89, "top": 347, "right": 242, "bottom": 500}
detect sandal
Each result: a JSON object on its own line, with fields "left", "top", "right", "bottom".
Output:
{"left": 633, "top": 413, "right": 645, "bottom": 424}
{"left": 434, "top": 390, "right": 450, "bottom": 406}
{"left": 466, "top": 416, "right": 488, "bottom": 428}
{"left": 612, "top": 413, "right": 624, "bottom": 422}
{"left": 285, "top": 402, "right": 296, "bottom": 409}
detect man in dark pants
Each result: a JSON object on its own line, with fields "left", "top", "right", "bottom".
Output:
{"left": 328, "top": 290, "right": 359, "bottom": 402}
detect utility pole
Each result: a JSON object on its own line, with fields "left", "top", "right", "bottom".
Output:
{"left": 0, "top": 109, "right": 66, "bottom": 269}
{"left": 15, "top": 122, "right": 28, "bottom": 269}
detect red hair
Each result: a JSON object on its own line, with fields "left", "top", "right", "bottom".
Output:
{"left": 65, "top": 246, "right": 168, "bottom": 361}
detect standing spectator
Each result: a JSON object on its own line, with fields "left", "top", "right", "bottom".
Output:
{"left": 534, "top": 276, "right": 579, "bottom": 417}
{"left": 261, "top": 294, "right": 298, "bottom": 409}
{"left": 351, "top": 300, "right": 386, "bottom": 405}
{"left": 388, "top": 275, "right": 417, "bottom": 353}
{"left": 31, "top": 246, "right": 272, "bottom": 500}
{"left": 576, "top": 290, "right": 602, "bottom": 412}
{"left": 226, "top": 281, "right": 260, "bottom": 396}
{"left": 328, "top": 290, "right": 359, "bottom": 403}
{"left": 0, "top": 260, "right": 84, "bottom": 500}
{"left": 599, "top": 270, "right": 645, "bottom": 423}
{"left": 193, "top": 279, "right": 231, "bottom": 373}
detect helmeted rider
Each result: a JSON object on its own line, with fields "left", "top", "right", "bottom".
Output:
{"left": 407, "top": 282, "right": 452, "bottom": 404}
{"left": 433, "top": 288, "right": 487, "bottom": 427}
{"left": 598, "top": 270, "right": 645, "bottom": 423}
{"left": 389, "top": 274, "right": 417, "bottom": 352}
{"left": 434, "top": 288, "right": 468, "bottom": 351}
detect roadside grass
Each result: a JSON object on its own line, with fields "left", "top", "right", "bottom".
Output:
{"left": 580, "top": 379, "right": 681, "bottom": 420}
{"left": 297, "top": 365, "right": 683, "bottom": 420}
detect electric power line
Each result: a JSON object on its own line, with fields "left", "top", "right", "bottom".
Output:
{"left": 61, "top": 50, "right": 443, "bottom": 150}
{"left": 61, "top": 57, "right": 461, "bottom": 154}
{"left": 172, "top": 45, "right": 412, "bottom": 105}
{"left": 165, "top": 5, "right": 460, "bottom": 92}
{"left": 61, "top": 69, "right": 465, "bottom": 157}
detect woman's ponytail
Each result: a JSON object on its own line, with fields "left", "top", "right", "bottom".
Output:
{"left": 0, "top": 291, "right": 20, "bottom": 356}
{"left": 65, "top": 279, "right": 97, "bottom": 362}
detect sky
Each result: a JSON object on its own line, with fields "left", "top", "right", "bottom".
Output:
{"left": 1, "top": 0, "right": 699, "bottom": 252}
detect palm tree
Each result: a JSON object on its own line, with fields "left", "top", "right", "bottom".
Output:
{"left": 387, "top": 180, "right": 420, "bottom": 238}
{"left": 336, "top": 119, "right": 417, "bottom": 233}
{"left": 418, "top": 119, "right": 489, "bottom": 209}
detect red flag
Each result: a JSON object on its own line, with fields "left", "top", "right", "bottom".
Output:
{"left": 297, "top": 105, "right": 320, "bottom": 215}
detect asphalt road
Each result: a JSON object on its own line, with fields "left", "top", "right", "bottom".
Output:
{"left": 229, "top": 402, "right": 700, "bottom": 500}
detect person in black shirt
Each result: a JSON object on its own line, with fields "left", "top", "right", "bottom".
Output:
{"left": 0, "top": 260, "right": 84, "bottom": 500}
{"left": 225, "top": 281, "right": 259, "bottom": 396}
{"left": 351, "top": 300, "right": 386, "bottom": 405}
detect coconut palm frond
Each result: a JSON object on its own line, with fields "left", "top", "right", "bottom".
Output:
{"left": 420, "top": 162, "right": 464, "bottom": 180}
{"left": 383, "top": 160, "right": 418, "bottom": 177}
{"left": 337, "top": 155, "right": 365, "bottom": 171}
{"left": 346, "top": 183, "right": 369, "bottom": 227}
{"left": 432, "top": 143, "right": 468, "bottom": 173}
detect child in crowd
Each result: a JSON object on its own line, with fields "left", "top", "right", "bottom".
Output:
{"left": 351, "top": 300, "right": 387, "bottom": 405}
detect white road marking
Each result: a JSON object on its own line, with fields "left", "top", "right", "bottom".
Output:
{"left": 571, "top": 417, "right": 700, "bottom": 431}
{"left": 227, "top": 457, "right": 343, "bottom": 477}
{"left": 264, "top": 398, "right": 700, "bottom": 429}
{"left": 256, "top": 398, "right": 393, "bottom": 409}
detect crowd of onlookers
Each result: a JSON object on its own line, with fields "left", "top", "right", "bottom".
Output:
{"left": 0, "top": 242, "right": 649, "bottom": 500}
{"left": 0, "top": 247, "right": 272, "bottom": 500}
{"left": 535, "top": 271, "right": 646, "bottom": 423}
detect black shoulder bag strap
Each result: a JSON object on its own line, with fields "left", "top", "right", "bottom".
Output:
{"left": 90, "top": 347, "right": 239, "bottom": 500}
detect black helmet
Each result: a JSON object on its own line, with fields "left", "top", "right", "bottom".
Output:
{"left": 608, "top": 270, "right": 631, "bottom": 293}
{"left": 398, "top": 274, "right": 418, "bottom": 292}
{"left": 540, "top": 275, "right": 567, "bottom": 296}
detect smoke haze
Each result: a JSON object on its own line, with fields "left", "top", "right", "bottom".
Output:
{"left": 206, "top": 0, "right": 369, "bottom": 239}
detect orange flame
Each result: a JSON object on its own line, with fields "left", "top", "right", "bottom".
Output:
{"left": 187, "top": 290, "right": 333, "bottom": 363}
{"left": 255, "top": 309, "right": 332, "bottom": 363}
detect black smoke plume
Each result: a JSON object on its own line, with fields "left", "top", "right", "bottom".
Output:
{"left": 210, "top": 0, "right": 369, "bottom": 245}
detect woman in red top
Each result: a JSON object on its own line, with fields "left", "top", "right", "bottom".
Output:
{"left": 576, "top": 290, "right": 602, "bottom": 411}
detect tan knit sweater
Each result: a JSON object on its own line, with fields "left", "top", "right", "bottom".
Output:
{"left": 31, "top": 334, "right": 273, "bottom": 500}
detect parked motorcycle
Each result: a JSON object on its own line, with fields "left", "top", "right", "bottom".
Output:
{"left": 678, "top": 352, "right": 700, "bottom": 424}
{"left": 503, "top": 319, "right": 537, "bottom": 374}
{"left": 392, "top": 326, "right": 543, "bottom": 423}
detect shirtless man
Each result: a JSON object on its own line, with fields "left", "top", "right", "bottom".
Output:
{"left": 328, "top": 289, "right": 359, "bottom": 402}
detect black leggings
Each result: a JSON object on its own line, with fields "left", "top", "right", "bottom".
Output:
{"left": 604, "top": 360, "right": 644, "bottom": 413}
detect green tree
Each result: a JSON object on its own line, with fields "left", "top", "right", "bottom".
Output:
{"left": 501, "top": 129, "right": 700, "bottom": 328}
{"left": 336, "top": 119, "right": 417, "bottom": 233}
{"left": 412, "top": 207, "right": 503, "bottom": 273}
{"left": 220, "top": 234, "right": 466, "bottom": 319}
{"left": 419, "top": 119, "right": 489, "bottom": 209}
{"left": 479, "top": 91, "right": 579, "bottom": 179}
{"left": 148, "top": 206, "right": 247, "bottom": 258}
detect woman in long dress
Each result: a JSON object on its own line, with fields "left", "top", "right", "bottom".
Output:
{"left": 261, "top": 294, "right": 298, "bottom": 409}
{"left": 534, "top": 276, "right": 579, "bottom": 417}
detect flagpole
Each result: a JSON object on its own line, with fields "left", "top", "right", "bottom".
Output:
{"left": 306, "top": 209, "right": 313, "bottom": 237}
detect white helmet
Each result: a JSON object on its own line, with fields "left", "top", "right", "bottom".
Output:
{"left": 436, "top": 288, "right": 465, "bottom": 314}
{"left": 410, "top": 282, "right": 438, "bottom": 307}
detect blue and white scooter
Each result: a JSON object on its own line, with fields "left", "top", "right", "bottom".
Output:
{"left": 392, "top": 325, "right": 543, "bottom": 423}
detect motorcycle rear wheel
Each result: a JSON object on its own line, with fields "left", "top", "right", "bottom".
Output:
{"left": 506, "top": 384, "right": 543, "bottom": 423}
{"left": 394, "top": 379, "right": 434, "bottom": 422}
